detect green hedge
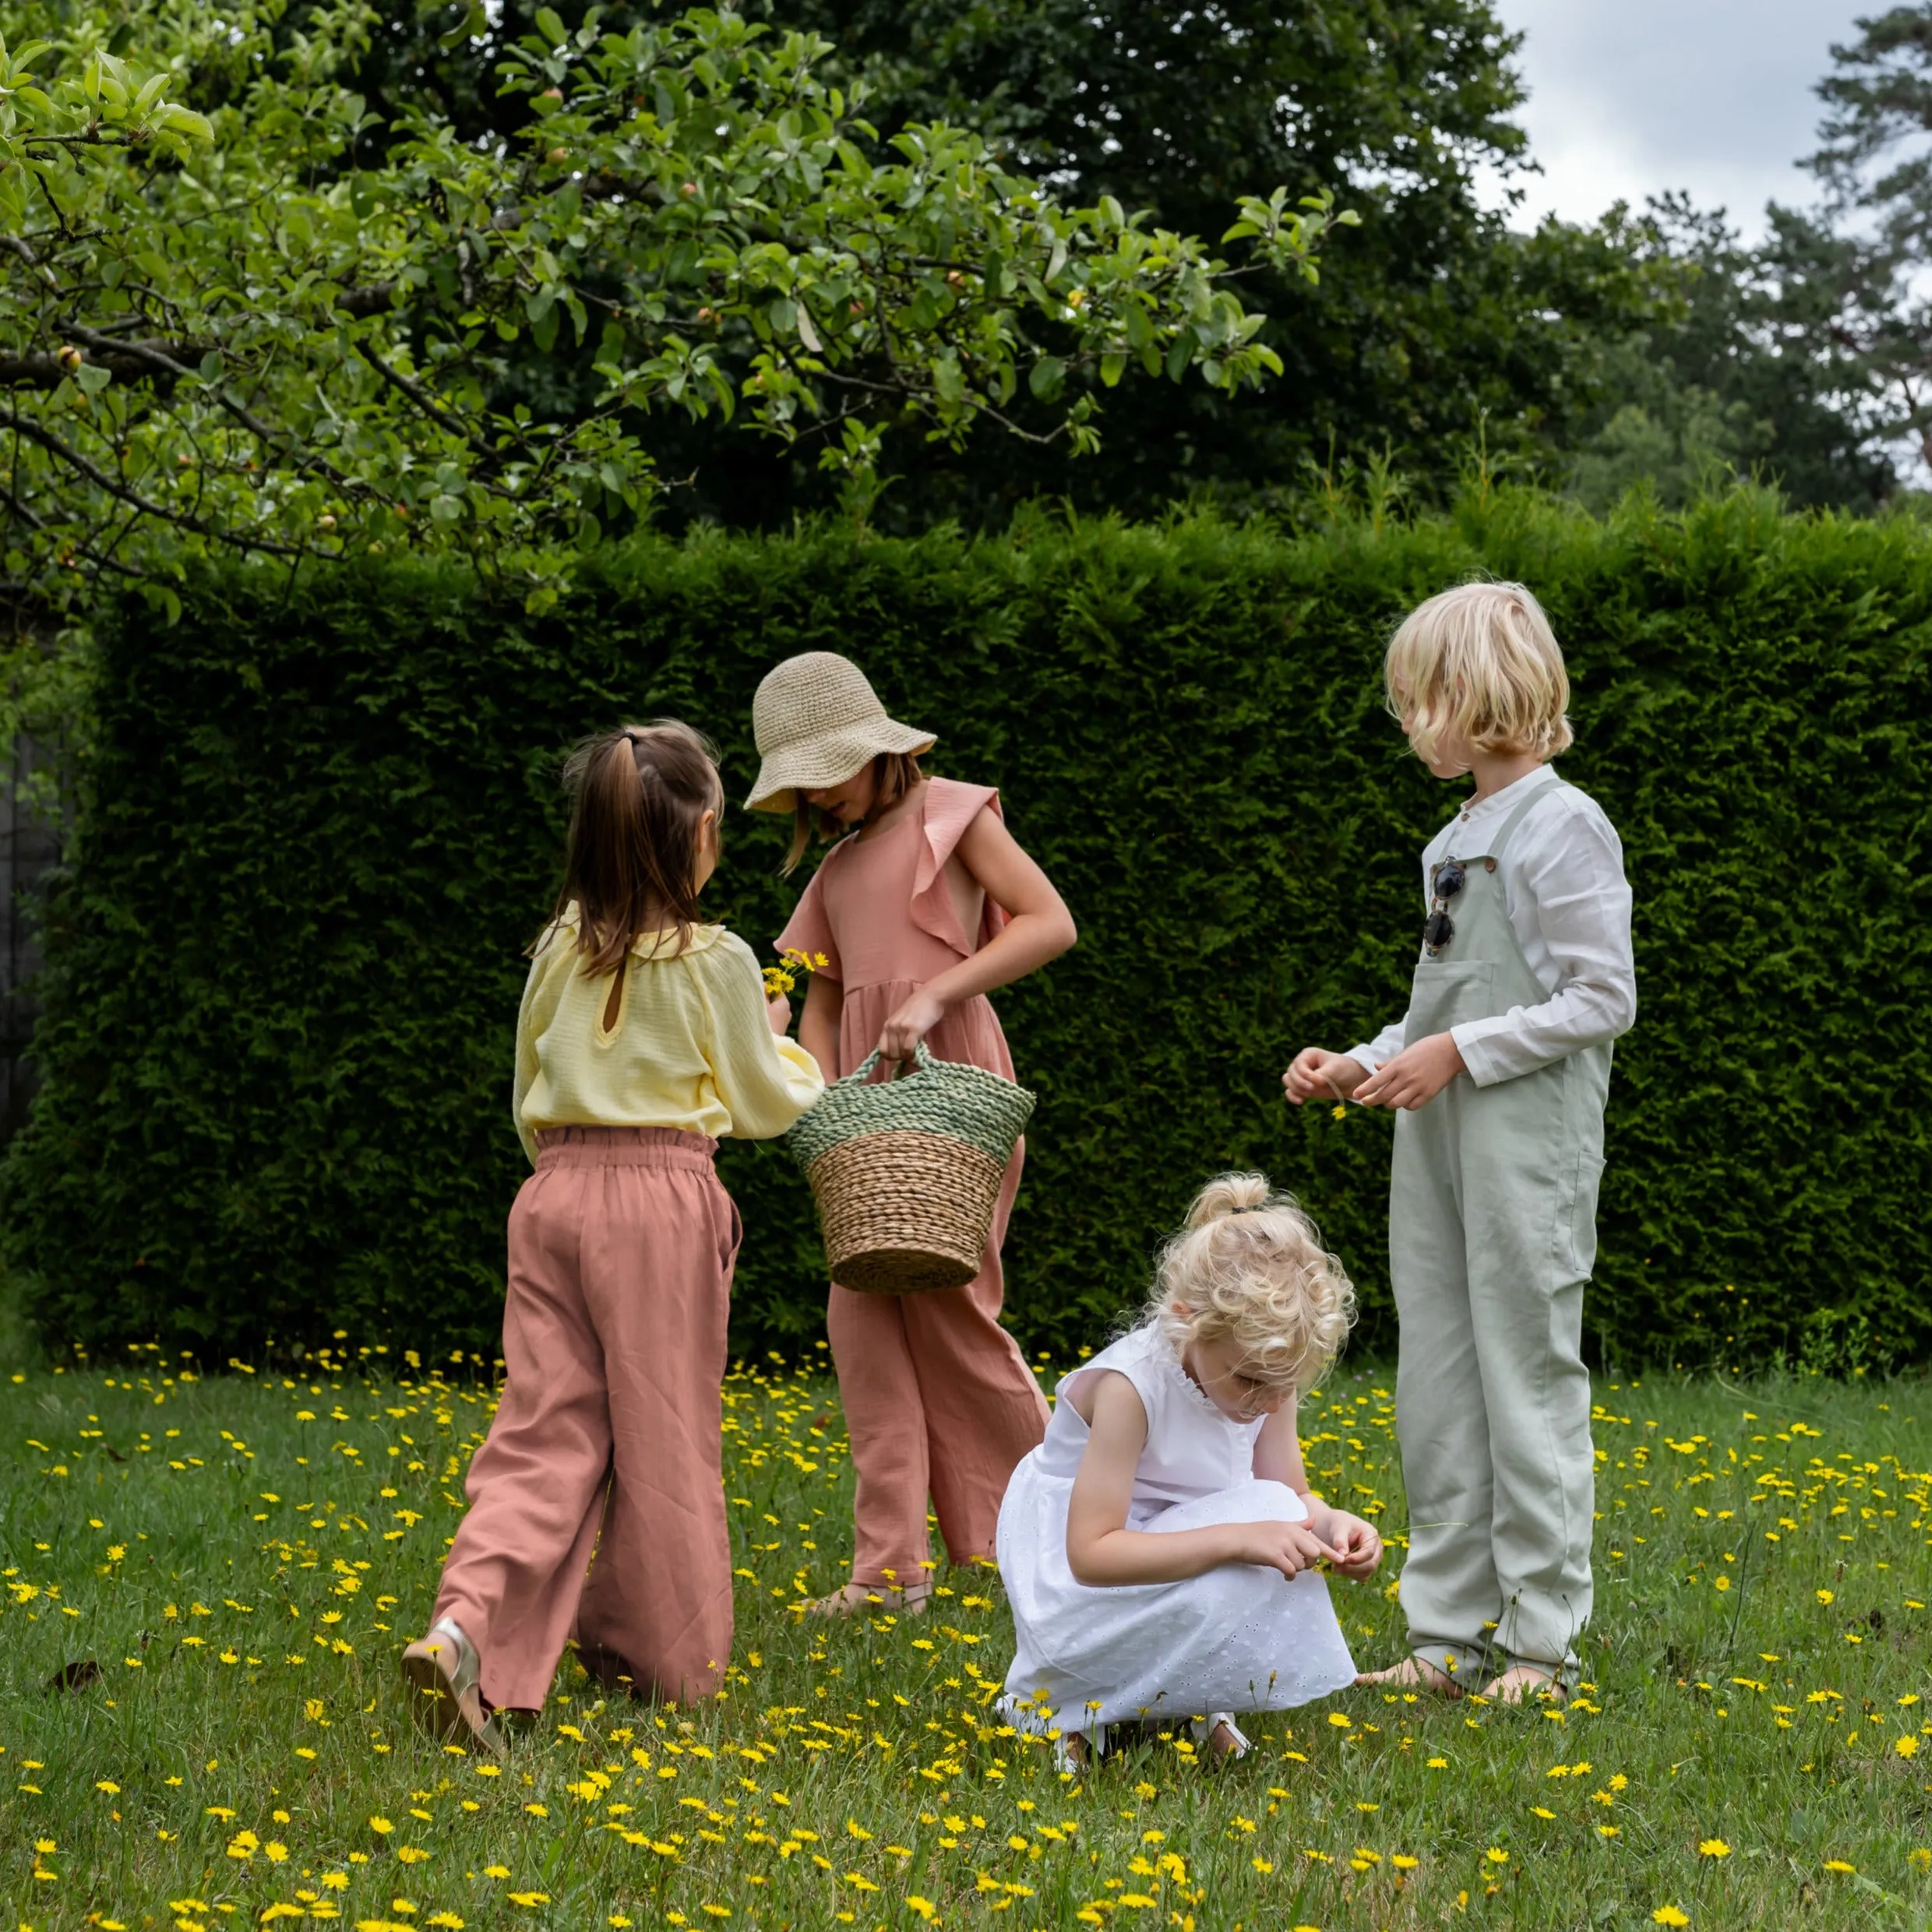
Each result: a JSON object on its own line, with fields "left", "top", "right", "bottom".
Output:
{"left": 7, "top": 490, "right": 1931, "bottom": 1369}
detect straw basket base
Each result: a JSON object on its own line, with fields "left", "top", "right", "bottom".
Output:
{"left": 807, "top": 1130, "right": 1007, "bottom": 1295}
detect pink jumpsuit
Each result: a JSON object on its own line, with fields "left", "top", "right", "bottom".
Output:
{"left": 778, "top": 777, "right": 1051, "bottom": 1590}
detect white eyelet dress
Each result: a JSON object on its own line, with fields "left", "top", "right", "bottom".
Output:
{"left": 995, "top": 1323, "right": 1357, "bottom": 1743}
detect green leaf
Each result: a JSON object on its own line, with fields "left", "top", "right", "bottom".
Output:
{"left": 154, "top": 104, "right": 213, "bottom": 143}
{"left": 534, "top": 8, "right": 568, "bottom": 48}
{"left": 75, "top": 363, "right": 112, "bottom": 395}
{"left": 1028, "top": 356, "right": 1064, "bottom": 400}
{"left": 439, "top": 2, "right": 487, "bottom": 50}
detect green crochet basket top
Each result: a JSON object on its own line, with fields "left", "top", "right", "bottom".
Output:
{"left": 787, "top": 1042, "right": 1036, "bottom": 1170}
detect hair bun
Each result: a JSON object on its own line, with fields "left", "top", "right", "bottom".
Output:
{"left": 1184, "top": 1172, "right": 1271, "bottom": 1229}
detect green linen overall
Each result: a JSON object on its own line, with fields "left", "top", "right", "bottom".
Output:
{"left": 1391, "top": 778, "right": 1608, "bottom": 1683}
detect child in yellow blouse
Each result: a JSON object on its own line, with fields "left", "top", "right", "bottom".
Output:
{"left": 403, "top": 721, "right": 823, "bottom": 1751}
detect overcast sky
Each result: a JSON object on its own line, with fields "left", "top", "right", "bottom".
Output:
{"left": 1483, "top": 0, "right": 1873, "bottom": 238}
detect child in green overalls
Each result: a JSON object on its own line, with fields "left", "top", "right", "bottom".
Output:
{"left": 1284, "top": 580, "right": 1635, "bottom": 1704}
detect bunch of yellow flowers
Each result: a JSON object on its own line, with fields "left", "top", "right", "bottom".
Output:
{"left": 762, "top": 947, "right": 828, "bottom": 1001}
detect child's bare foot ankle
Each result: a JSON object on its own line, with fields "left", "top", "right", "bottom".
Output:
{"left": 1190, "top": 1712, "right": 1249, "bottom": 1761}
{"left": 1207, "top": 1719, "right": 1244, "bottom": 1761}
{"left": 1354, "top": 1655, "right": 1464, "bottom": 1698}
{"left": 1481, "top": 1662, "right": 1567, "bottom": 1705}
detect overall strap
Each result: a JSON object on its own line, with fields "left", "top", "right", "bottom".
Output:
{"left": 1486, "top": 774, "right": 1570, "bottom": 862}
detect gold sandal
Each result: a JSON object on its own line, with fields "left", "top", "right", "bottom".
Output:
{"left": 401, "top": 1617, "right": 505, "bottom": 1756}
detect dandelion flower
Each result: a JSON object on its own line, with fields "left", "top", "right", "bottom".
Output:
{"left": 1652, "top": 1909, "right": 1690, "bottom": 1927}
{"left": 1698, "top": 1840, "right": 1729, "bottom": 1858}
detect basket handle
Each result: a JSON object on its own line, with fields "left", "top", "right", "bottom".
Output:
{"left": 843, "top": 1038, "right": 937, "bottom": 1088}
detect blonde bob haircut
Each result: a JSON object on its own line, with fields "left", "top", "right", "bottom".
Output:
{"left": 1143, "top": 1173, "right": 1356, "bottom": 1394}
{"left": 1384, "top": 579, "right": 1574, "bottom": 765}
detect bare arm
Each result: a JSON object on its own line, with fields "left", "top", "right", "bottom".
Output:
{"left": 1065, "top": 1373, "right": 1335, "bottom": 1587}
{"left": 1250, "top": 1396, "right": 1327, "bottom": 1527}
{"left": 799, "top": 970, "right": 844, "bottom": 1079}
{"left": 1254, "top": 1398, "right": 1385, "bottom": 1581}
{"left": 876, "top": 808, "right": 1077, "bottom": 1061}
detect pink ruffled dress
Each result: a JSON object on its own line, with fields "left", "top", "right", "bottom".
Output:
{"left": 778, "top": 777, "right": 1051, "bottom": 1589}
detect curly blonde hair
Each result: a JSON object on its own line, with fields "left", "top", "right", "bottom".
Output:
{"left": 1143, "top": 1174, "right": 1356, "bottom": 1394}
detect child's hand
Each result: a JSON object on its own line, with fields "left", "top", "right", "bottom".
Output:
{"left": 1222, "top": 1519, "right": 1338, "bottom": 1580}
{"left": 1353, "top": 1031, "right": 1465, "bottom": 1110}
{"left": 1322, "top": 1511, "right": 1384, "bottom": 1580}
{"left": 878, "top": 988, "right": 947, "bottom": 1063}
{"left": 766, "top": 991, "right": 793, "bottom": 1037}
{"left": 1282, "top": 1048, "right": 1368, "bottom": 1106}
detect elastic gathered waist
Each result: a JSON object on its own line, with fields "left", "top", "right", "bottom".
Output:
{"left": 534, "top": 1126, "right": 718, "bottom": 1170}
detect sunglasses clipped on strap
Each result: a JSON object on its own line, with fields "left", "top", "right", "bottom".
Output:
{"left": 1423, "top": 859, "right": 1466, "bottom": 958}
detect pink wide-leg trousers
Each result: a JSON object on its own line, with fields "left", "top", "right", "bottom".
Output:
{"left": 434, "top": 1127, "right": 740, "bottom": 1712}
{"left": 827, "top": 1140, "right": 1049, "bottom": 1589}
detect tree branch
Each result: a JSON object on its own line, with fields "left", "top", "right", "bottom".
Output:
{"left": 61, "top": 325, "right": 370, "bottom": 499}
{"left": 0, "top": 337, "right": 215, "bottom": 390}
{"left": 332, "top": 283, "right": 401, "bottom": 319}
{"left": 0, "top": 407, "right": 308, "bottom": 559}
{"left": 354, "top": 341, "right": 497, "bottom": 460}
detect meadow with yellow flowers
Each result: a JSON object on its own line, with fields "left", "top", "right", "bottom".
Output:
{"left": 2, "top": 1345, "right": 1927, "bottom": 1930}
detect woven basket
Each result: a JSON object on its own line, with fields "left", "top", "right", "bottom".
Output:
{"left": 788, "top": 1042, "right": 1036, "bottom": 1293}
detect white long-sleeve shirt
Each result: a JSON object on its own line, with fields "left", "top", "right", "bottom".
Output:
{"left": 1346, "top": 765, "right": 1636, "bottom": 1088}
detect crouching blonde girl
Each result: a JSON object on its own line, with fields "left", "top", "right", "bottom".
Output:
{"left": 996, "top": 1175, "right": 1380, "bottom": 1765}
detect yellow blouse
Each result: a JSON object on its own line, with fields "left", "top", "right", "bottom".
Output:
{"left": 512, "top": 916, "right": 824, "bottom": 1163}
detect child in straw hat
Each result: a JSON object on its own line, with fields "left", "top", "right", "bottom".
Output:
{"left": 748, "top": 651, "right": 1077, "bottom": 1616}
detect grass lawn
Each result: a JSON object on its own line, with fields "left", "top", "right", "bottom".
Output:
{"left": 2, "top": 1342, "right": 1928, "bottom": 1931}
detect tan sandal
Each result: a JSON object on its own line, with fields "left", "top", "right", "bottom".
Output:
{"left": 401, "top": 1617, "right": 505, "bottom": 1756}
{"left": 799, "top": 1581, "right": 933, "bottom": 1619}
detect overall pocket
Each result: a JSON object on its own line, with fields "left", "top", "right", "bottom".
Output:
{"left": 1403, "top": 960, "right": 1495, "bottom": 1043}
{"left": 1558, "top": 1153, "right": 1606, "bottom": 1282}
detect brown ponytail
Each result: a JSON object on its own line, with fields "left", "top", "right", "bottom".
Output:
{"left": 535, "top": 719, "right": 724, "bottom": 973}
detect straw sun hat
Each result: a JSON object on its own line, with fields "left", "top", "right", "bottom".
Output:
{"left": 746, "top": 652, "right": 936, "bottom": 813}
